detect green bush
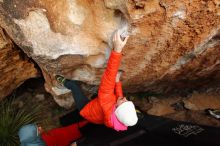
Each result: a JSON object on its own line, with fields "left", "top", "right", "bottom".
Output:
{"left": 0, "top": 98, "right": 43, "bottom": 146}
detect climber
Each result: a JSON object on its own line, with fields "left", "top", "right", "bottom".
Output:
{"left": 18, "top": 120, "right": 88, "bottom": 146}
{"left": 55, "top": 30, "right": 138, "bottom": 131}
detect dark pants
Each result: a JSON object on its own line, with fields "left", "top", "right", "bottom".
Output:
{"left": 64, "top": 79, "right": 89, "bottom": 111}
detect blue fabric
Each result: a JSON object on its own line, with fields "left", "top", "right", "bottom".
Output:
{"left": 18, "top": 124, "right": 45, "bottom": 146}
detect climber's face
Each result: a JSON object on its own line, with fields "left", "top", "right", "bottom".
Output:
{"left": 116, "top": 97, "right": 128, "bottom": 107}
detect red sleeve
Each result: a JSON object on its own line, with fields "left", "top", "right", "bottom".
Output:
{"left": 98, "top": 51, "right": 122, "bottom": 127}
{"left": 41, "top": 121, "right": 88, "bottom": 146}
{"left": 115, "top": 81, "right": 123, "bottom": 98}
{"left": 98, "top": 51, "right": 122, "bottom": 96}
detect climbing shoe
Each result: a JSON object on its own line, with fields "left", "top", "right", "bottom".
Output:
{"left": 55, "top": 74, "right": 66, "bottom": 85}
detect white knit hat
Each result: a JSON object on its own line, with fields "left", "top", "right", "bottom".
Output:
{"left": 115, "top": 101, "right": 138, "bottom": 126}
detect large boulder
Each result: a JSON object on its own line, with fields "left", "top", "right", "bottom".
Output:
{"left": 0, "top": 28, "right": 38, "bottom": 101}
{"left": 0, "top": 0, "right": 219, "bottom": 107}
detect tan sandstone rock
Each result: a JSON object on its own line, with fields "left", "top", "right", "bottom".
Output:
{"left": 0, "top": 28, "right": 38, "bottom": 101}
{"left": 183, "top": 92, "right": 220, "bottom": 110}
{"left": 0, "top": 0, "right": 219, "bottom": 107}
{"left": 146, "top": 96, "right": 181, "bottom": 116}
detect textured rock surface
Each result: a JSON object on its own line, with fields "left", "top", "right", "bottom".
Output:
{"left": 0, "top": 0, "right": 220, "bottom": 107}
{"left": 132, "top": 90, "right": 220, "bottom": 127}
{"left": 146, "top": 96, "right": 180, "bottom": 116}
{"left": 0, "top": 28, "right": 38, "bottom": 101}
{"left": 183, "top": 92, "right": 220, "bottom": 110}
{"left": 136, "top": 92, "right": 220, "bottom": 116}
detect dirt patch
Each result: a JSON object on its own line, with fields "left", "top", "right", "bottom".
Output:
{"left": 130, "top": 88, "right": 220, "bottom": 127}
{"left": 9, "top": 77, "right": 220, "bottom": 130}
{"left": 11, "top": 77, "right": 75, "bottom": 130}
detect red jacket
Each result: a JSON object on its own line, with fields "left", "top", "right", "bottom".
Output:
{"left": 80, "top": 51, "right": 123, "bottom": 128}
{"left": 41, "top": 120, "right": 88, "bottom": 146}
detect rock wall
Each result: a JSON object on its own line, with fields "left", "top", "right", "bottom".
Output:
{"left": 0, "top": 0, "right": 219, "bottom": 107}
{"left": 0, "top": 28, "right": 38, "bottom": 101}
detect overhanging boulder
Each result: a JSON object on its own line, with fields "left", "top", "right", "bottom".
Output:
{"left": 0, "top": 0, "right": 219, "bottom": 107}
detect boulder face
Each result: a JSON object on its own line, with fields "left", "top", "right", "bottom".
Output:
{"left": 0, "top": 0, "right": 219, "bottom": 107}
{"left": 0, "top": 28, "right": 38, "bottom": 101}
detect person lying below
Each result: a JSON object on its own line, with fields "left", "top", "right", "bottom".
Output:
{"left": 18, "top": 120, "right": 88, "bottom": 146}
{"left": 55, "top": 30, "right": 138, "bottom": 131}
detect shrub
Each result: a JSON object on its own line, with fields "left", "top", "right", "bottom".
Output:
{"left": 0, "top": 98, "right": 44, "bottom": 146}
